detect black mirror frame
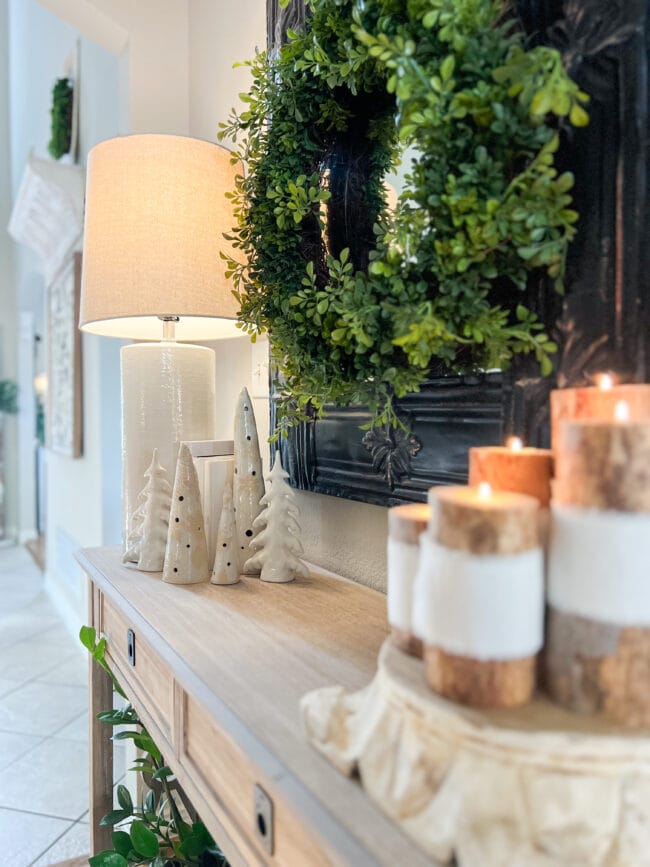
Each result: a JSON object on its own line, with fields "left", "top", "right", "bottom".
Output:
{"left": 267, "top": 0, "right": 650, "bottom": 506}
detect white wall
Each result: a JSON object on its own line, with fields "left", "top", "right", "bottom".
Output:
{"left": 6, "top": 0, "right": 123, "bottom": 626}
{"left": 0, "top": 0, "right": 18, "bottom": 540}
{"left": 186, "top": 0, "right": 389, "bottom": 590}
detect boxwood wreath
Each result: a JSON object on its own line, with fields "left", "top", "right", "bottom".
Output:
{"left": 220, "top": 0, "right": 589, "bottom": 436}
{"left": 48, "top": 77, "right": 74, "bottom": 160}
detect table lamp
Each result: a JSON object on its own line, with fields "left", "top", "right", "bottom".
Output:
{"left": 79, "top": 134, "right": 242, "bottom": 543}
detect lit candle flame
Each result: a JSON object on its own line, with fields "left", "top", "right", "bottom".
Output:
{"left": 614, "top": 400, "right": 630, "bottom": 422}
{"left": 596, "top": 372, "right": 614, "bottom": 391}
{"left": 477, "top": 481, "right": 492, "bottom": 499}
{"left": 506, "top": 436, "right": 524, "bottom": 452}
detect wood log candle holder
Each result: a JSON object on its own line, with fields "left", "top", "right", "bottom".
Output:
{"left": 422, "top": 485, "right": 544, "bottom": 708}
{"left": 550, "top": 381, "right": 650, "bottom": 451}
{"left": 387, "top": 503, "right": 429, "bottom": 657}
{"left": 546, "top": 403, "right": 650, "bottom": 727}
{"left": 469, "top": 440, "right": 553, "bottom": 507}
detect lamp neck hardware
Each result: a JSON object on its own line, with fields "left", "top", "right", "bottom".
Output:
{"left": 159, "top": 315, "right": 180, "bottom": 342}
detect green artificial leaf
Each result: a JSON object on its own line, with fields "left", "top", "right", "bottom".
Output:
{"left": 569, "top": 103, "right": 589, "bottom": 127}
{"left": 151, "top": 766, "right": 173, "bottom": 781}
{"left": 100, "top": 809, "right": 129, "bottom": 827}
{"left": 79, "top": 625, "right": 96, "bottom": 651}
{"left": 129, "top": 820, "right": 160, "bottom": 859}
{"left": 111, "top": 831, "right": 132, "bottom": 857}
{"left": 116, "top": 784, "right": 133, "bottom": 813}
{"left": 88, "top": 853, "right": 128, "bottom": 867}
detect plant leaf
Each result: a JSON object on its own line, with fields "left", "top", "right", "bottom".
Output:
{"left": 130, "top": 820, "right": 160, "bottom": 858}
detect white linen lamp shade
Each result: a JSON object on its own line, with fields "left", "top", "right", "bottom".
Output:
{"left": 80, "top": 134, "right": 243, "bottom": 546}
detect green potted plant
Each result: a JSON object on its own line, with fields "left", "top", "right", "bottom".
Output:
{"left": 80, "top": 627, "right": 229, "bottom": 867}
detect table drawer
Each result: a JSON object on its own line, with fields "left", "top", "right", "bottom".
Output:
{"left": 101, "top": 594, "right": 174, "bottom": 744}
{"left": 180, "top": 693, "right": 335, "bottom": 867}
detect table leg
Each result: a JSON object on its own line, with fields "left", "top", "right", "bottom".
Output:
{"left": 89, "top": 606, "right": 114, "bottom": 853}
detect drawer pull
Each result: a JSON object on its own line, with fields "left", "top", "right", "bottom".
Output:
{"left": 127, "top": 629, "right": 136, "bottom": 666}
{"left": 254, "top": 784, "right": 274, "bottom": 855}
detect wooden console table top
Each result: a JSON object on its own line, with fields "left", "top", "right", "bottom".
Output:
{"left": 78, "top": 546, "right": 431, "bottom": 867}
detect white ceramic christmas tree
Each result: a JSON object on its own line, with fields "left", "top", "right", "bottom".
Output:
{"left": 244, "top": 451, "right": 308, "bottom": 583}
{"left": 123, "top": 448, "right": 172, "bottom": 571}
{"left": 233, "top": 387, "right": 265, "bottom": 569}
{"left": 163, "top": 443, "right": 209, "bottom": 585}
{"left": 211, "top": 477, "right": 239, "bottom": 585}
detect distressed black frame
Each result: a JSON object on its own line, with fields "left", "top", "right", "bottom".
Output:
{"left": 268, "top": 0, "right": 650, "bottom": 507}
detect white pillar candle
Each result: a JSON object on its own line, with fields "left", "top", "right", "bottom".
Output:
{"left": 423, "top": 484, "right": 543, "bottom": 708}
{"left": 387, "top": 504, "right": 429, "bottom": 657}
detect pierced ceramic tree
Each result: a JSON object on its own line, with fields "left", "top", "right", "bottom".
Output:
{"left": 123, "top": 448, "right": 172, "bottom": 571}
{"left": 244, "top": 451, "right": 308, "bottom": 583}
{"left": 163, "top": 443, "right": 209, "bottom": 585}
{"left": 233, "top": 386, "right": 265, "bottom": 569}
{"left": 211, "top": 477, "right": 239, "bottom": 585}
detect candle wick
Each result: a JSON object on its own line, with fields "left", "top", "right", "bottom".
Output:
{"left": 614, "top": 400, "right": 630, "bottom": 422}
{"left": 478, "top": 481, "right": 492, "bottom": 499}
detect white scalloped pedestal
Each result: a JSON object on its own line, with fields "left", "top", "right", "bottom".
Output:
{"left": 301, "top": 640, "right": 650, "bottom": 867}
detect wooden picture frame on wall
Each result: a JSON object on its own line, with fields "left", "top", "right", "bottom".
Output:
{"left": 47, "top": 251, "right": 83, "bottom": 458}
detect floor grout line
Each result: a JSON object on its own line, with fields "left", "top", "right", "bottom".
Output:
{"left": 0, "top": 804, "right": 81, "bottom": 823}
{"left": 0, "top": 650, "right": 83, "bottom": 701}
{"left": 0, "top": 552, "right": 94, "bottom": 864}
{"left": 26, "top": 818, "right": 80, "bottom": 867}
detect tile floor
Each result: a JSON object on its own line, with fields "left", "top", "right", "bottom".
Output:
{"left": 0, "top": 544, "right": 107, "bottom": 865}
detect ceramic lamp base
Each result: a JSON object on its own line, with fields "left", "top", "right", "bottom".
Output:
{"left": 121, "top": 341, "right": 216, "bottom": 544}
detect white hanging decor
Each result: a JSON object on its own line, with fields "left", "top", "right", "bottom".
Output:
{"left": 163, "top": 443, "right": 209, "bottom": 585}
{"left": 211, "top": 477, "right": 239, "bottom": 585}
{"left": 233, "top": 386, "right": 265, "bottom": 569}
{"left": 244, "top": 451, "right": 308, "bottom": 583}
{"left": 123, "top": 448, "right": 172, "bottom": 572}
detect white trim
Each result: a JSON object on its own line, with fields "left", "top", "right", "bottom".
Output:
{"left": 44, "top": 569, "right": 88, "bottom": 650}
{"left": 18, "top": 528, "right": 38, "bottom": 544}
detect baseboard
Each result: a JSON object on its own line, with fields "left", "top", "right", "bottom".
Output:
{"left": 44, "top": 569, "right": 87, "bottom": 651}
{"left": 18, "top": 528, "right": 37, "bottom": 544}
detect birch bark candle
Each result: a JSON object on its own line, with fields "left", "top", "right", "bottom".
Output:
{"left": 422, "top": 484, "right": 544, "bottom": 708}
{"left": 387, "top": 504, "right": 430, "bottom": 657}
{"left": 469, "top": 438, "right": 553, "bottom": 506}
{"left": 550, "top": 377, "right": 650, "bottom": 451}
{"left": 546, "top": 400, "right": 650, "bottom": 726}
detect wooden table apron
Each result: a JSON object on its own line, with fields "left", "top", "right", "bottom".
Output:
{"left": 78, "top": 546, "right": 432, "bottom": 867}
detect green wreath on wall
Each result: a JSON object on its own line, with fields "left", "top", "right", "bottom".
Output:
{"left": 220, "top": 0, "right": 589, "bottom": 436}
{"left": 48, "top": 77, "right": 74, "bottom": 160}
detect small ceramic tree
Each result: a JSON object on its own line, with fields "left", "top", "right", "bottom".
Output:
{"left": 211, "top": 477, "right": 239, "bottom": 585}
{"left": 244, "top": 451, "right": 308, "bottom": 583}
{"left": 123, "top": 448, "right": 172, "bottom": 571}
{"left": 233, "top": 387, "right": 265, "bottom": 569}
{"left": 163, "top": 443, "right": 209, "bottom": 585}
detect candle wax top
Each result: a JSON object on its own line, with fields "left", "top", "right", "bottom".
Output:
{"left": 474, "top": 446, "right": 552, "bottom": 458}
{"left": 433, "top": 485, "right": 539, "bottom": 511}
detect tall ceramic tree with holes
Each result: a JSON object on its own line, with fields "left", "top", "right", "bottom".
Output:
{"left": 233, "top": 387, "right": 265, "bottom": 568}
{"left": 163, "top": 444, "right": 209, "bottom": 584}
{"left": 211, "top": 478, "right": 239, "bottom": 585}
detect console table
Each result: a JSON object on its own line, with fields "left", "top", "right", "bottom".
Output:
{"left": 78, "top": 547, "right": 431, "bottom": 867}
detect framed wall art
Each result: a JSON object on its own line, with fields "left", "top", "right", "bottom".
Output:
{"left": 47, "top": 252, "right": 83, "bottom": 458}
